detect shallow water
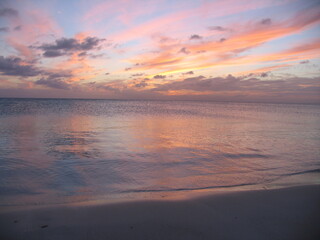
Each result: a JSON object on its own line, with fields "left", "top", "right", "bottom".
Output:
{"left": 0, "top": 99, "right": 319, "bottom": 206}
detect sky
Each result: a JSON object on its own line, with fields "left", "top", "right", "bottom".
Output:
{"left": 0, "top": 0, "right": 319, "bottom": 103}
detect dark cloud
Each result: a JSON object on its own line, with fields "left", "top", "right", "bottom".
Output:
{"left": 47, "top": 72, "right": 73, "bottom": 79}
{"left": 43, "top": 50, "right": 65, "bottom": 58}
{"left": 131, "top": 73, "right": 144, "bottom": 77}
{"left": 135, "top": 80, "right": 148, "bottom": 88}
{"left": 89, "top": 53, "right": 104, "bottom": 59}
{"left": 14, "top": 25, "right": 21, "bottom": 31}
{"left": 0, "top": 8, "right": 18, "bottom": 18}
{"left": 35, "top": 78, "right": 70, "bottom": 90}
{"left": 179, "top": 47, "right": 190, "bottom": 54}
{"left": 0, "top": 56, "right": 41, "bottom": 77}
{"left": 34, "top": 71, "right": 72, "bottom": 90}
{"left": 300, "top": 60, "right": 310, "bottom": 64}
{"left": 98, "top": 84, "right": 121, "bottom": 93}
{"left": 219, "top": 38, "right": 226, "bottom": 42}
{"left": 0, "top": 55, "right": 74, "bottom": 90}
{"left": 78, "top": 52, "right": 104, "bottom": 59}
{"left": 0, "top": 27, "right": 9, "bottom": 32}
{"left": 190, "top": 34, "right": 202, "bottom": 40}
{"left": 125, "top": 67, "right": 131, "bottom": 71}
{"left": 153, "top": 75, "right": 166, "bottom": 79}
{"left": 182, "top": 71, "right": 194, "bottom": 75}
{"left": 152, "top": 75, "right": 320, "bottom": 99}
{"left": 208, "top": 26, "right": 228, "bottom": 31}
{"left": 105, "top": 72, "right": 110, "bottom": 75}
{"left": 37, "top": 37, "right": 105, "bottom": 58}
{"left": 260, "top": 18, "right": 272, "bottom": 25}
{"left": 39, "top": 37, "right": 103, "bottom": 51}
{"left": 78, "top": 52, "right": 87, "bottom": 57}
{"left": 260, "top": 72, "right": 268, "bottom": 77}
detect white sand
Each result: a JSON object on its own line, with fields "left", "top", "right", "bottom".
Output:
{"left": 1, "top": 185, "right": 319, "bottom": 240}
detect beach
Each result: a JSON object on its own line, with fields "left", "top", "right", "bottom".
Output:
{"left": 1, "top": 184, "right": 319, "bottom": 240}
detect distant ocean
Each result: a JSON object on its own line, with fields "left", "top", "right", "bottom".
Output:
{"left": 0, "top": 98, "right": 319, "bottom": 207}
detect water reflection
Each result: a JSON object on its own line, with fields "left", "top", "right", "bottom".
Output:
{"left": 0, "top": 100, "right": 319, "bottom": 206}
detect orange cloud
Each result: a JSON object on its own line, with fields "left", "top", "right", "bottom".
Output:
{"left": 127, "top": 6, "right": 319, "bottom": 77}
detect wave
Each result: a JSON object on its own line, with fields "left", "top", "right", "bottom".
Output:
{"left": 120, "top": 182, "right": 258, "bottom": 194}
{"left": 281, "top": 168, "right": 320, "bottom": 177}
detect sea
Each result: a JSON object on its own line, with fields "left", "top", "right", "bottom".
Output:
{"left": 0, "top": 98, "right": 319, "bottom": 208}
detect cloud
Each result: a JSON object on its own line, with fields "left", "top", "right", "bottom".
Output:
{"left": 0, "top": 8, "right": 18, "bottom": 18}
{"left": 182, "top": 71, "right": 194, "bottom": 75}
{"left": 190, "top": 34, "right": 202, "bottom": 40}
{"left": 0, "top": 55, "right": 74, "bottom": 88}
{"left": 260, "top": 18, "right": 272, "bottom": 25}
{"left": 34, "top": 72, "right": 73, "bottom": 90}
{"left": 43, "top": 50, "right": 65, "bottom": 58}
{"left": 260, "top": 72, "right": 268, "bottom": 77}
{"left": 152, "top": 75, "right": 320, "bottom": 98}
{"left": 131, "top": 73, "right": 144, "bottom": 77}
{"left": 0, "top": 56, "right": 41, "bottom": 77}
{"left": 134, "top": 80, "right": 148, "bottom": 88}
{"left": 153, "top": 75, "right": 166, "bottom": 79}
{"left": 0, "top": 27, "right": 9, "bottom": 32}
{"left": 300, "top": 60, "right": 310, "bottom": 64}
{"left": 14, "top": 25, "right": 21, "bottom": 31}
{"left": 36, "top": 37, "right": 105, "bottom": 58}
{"left": 35, "top": 78, "right": 70, "bottom": 90}
{"left": 178, "top": 47, "right": 190, "bottom": 54}
{"left": 208, "top": 26, "right": 229, "bottom": 31}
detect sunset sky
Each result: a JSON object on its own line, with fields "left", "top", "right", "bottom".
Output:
{"left": 0, "top": 0, "right": 319, "bottom": 103}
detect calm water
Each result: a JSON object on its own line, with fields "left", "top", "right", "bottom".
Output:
{"left": 0, "top": 99, "right": 319, "bottom": 207}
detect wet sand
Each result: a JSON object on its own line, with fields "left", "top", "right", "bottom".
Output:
{"left": 1, "top": 185, "right": 319, "bottom": 240}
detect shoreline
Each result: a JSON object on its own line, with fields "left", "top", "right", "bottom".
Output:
{"left": 1, "top": 184, "right": 319, "bottom": 240}
{"left": 1, "top": 171, "right": 319, "bottom": 213}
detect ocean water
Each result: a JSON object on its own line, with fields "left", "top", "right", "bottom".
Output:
{"left": 0, "top": 98, "right": 319, "bottom": 207}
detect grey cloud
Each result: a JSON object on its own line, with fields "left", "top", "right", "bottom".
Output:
{"left": 131, "top": 73, "right": 144, "bottom": 77}
{"left": 34, "top": 72, "right": 73, "bottom": 90}
{"left": 152, "top": 75, "right": 320, "bottom": 96}
{"left": 153, "top": 75, "right": 166, "bottom": 79}
{"left": 0, "top": 8, "right": 18, "bottom": 18}
{"left": 0, "top": 27, "right": 9, "bottom": 32}
{"left": 300, "top": 60, "right": 310, "bottom": 64}
{"left": 260, "top": 18, "right": 272, "bottom": 25}
{"left": 182, "top": 71, "right": 194, "bottom": 75}
{"left": 14, "top": 25, "right": 21, "bottom": 31}
{"left": 47, "top": 72, "right": 73, "bottom": 79}
{"left": 190, "top": 34, "right": 202, "bottom": 40}
{"left": 260, "top": 72, "right": 268, "bottom": 77}
{"left": 43, "top": 50, "right": 65, "bottom": 58}
{"left": 89, "top": 53, "right": 104, "bottom": 59}
{"left": 135, "top": 81, "right": 148, "bottom": 88}
{"left": 99, "top": 85, "right": 121, "bottom": 92}
{"left": 0, "top": 56, "right": 41, "bottom": 77}
{"left": 0, "top": 55, "right": 74, "bottom": 87}
{"left": 208, "top": 26, "right": 229, "bottom": 31}
{"left": 37, "top": 37, "right": 105, "bottom": 58}
{"left": 78, "top": 52, "right": 87, "bottom": 57}
{"left": 179, "top": 47, "right": 190, "bottom": 54}
{"left": 78, "top": 52, "right": 104, "bottom": 59}
{"left": 35, "top": 78, "right": 70, "bottom": 90}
